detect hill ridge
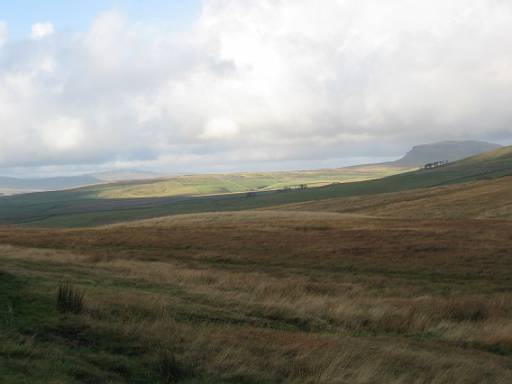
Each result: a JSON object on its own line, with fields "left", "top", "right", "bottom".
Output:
{"left": 391, "top": 140, "right": 502, "bottom": 167}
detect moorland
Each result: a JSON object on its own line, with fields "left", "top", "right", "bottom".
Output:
{"left": 1, "top": 144, "right": 512, "bottom": 383}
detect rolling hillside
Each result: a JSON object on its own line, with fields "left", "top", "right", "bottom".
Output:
{"left": 0, "top": 146, "right": 511, "bottom": 227}
{"left": 275, "top": 176, "right": 512, "bottom": 219}
{"left": 73, "top": 140, "right": 502, "bottom": 199}
{"left": 84, "top": 165, "right": 408, "bottom": 199}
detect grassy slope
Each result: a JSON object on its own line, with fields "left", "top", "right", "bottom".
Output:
{"left": 0, "top": 146, "right": 511, "bottom": 227}
{"left": 86, "top": 165, "right": 408, "bottom": 199}
{"left": 1, "top": 212, "right": 512, "bottom": 382}
{"left": 275, "top": 176, "right": 512, "bottom": 219}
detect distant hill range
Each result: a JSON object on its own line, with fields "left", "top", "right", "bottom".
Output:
{"left": 390, "top": 140, "right": 502, "bottom": 167}
{"left": 0, "top": 141, "right": 503, "bottom": 195}
{"left": 0, "top": 170, "right": 160, "bottom": 195}
{"left": 0, "top": 175, "right": 101, "bottom": 195}
{"left": 1, "top": 143, "right": 511, "bottom": 226}
{"left": 88, "top": 170, "right": 161, "bottom": 183}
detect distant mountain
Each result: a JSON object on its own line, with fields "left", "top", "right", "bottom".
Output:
{"left": 0, "top": 169, "right": 163, "bottom": 195}
{"left": 90, "top": 169, "right": 161, "bottom": 183}
{"left": 0, "top": 175, "right": 101, "bottom": 194}
{"left": 391, "top": 140, "right": 502, "bottom": 167}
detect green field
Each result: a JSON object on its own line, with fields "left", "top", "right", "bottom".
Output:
{"left": 84, "top": 165, "right": 409, "bottom": 199}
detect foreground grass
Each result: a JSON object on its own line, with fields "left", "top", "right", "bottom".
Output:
{"left": 1, "top": 211, "right": 512, "bottom": 382}
{"left": 0, "top": 271, "right": 176, "bottom": 383}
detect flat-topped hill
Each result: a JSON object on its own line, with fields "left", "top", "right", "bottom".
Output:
{"left": 391, "top": 140, "right": 502, "bottom": 166}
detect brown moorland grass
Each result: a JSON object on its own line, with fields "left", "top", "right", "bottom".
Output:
{"left": 273, "top": 176, "right": 512, "bottom": 219}
{"left": 1, "top": 211, "right": 512, "bottom": 382}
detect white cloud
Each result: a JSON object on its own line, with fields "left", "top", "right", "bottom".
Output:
{"left": 30, "top": 22, "right": 55, "bottom": 40}
{"left": 41, "top": 117, "right": 85, "bottom": 151}
{"left": 1, "top": 2, "right": 512, "bottom": 175}
{"left": 200, "top": 117, "right": 240, "bottom": 140}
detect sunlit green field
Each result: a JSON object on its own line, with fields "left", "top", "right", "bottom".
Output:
{"left": 86, "top": 165, "right": 409, "bottom": 199}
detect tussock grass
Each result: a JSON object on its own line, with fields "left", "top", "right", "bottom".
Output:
{"left": 157, "top": 349, "right": 189, "bottom": 383}
{"left": 57, "top": 283, "right": 84, "bottom": 314}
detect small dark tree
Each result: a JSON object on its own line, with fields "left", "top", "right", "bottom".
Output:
{"left": 57, "top": 283, "right": 84, "bottom": 314}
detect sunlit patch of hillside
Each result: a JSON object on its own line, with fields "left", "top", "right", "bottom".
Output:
{"left": 88, "top": 165, "right": 411, "bottom": 199}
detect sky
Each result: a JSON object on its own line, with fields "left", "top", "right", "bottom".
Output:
{"left": 1, "top": 0, "right": 511, "bottom": 177}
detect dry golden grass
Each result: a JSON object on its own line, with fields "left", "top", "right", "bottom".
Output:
{"left": 1, "top": 209, "right": 512, "bottom": 382}
{"left": 274, "top": 176, "right": 512, "bottom": 219}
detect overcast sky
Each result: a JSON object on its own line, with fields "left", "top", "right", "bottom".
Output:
{"left": 1, "top": 0, "right": 511, "bottom": 177}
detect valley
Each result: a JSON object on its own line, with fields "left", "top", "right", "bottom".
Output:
{"left": 3, "top": 3, "right": 511, "bottom": 382}
{"left": 1, "top": 145, "right": 511, "bottom": 227}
